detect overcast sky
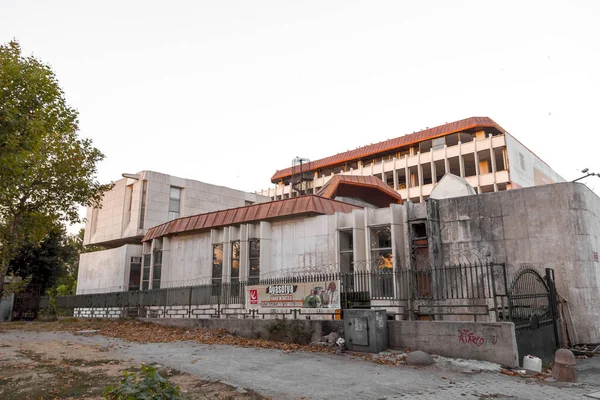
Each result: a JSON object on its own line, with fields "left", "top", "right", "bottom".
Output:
{"left": 2, "top": 1, "right": 600, "bottom": 222}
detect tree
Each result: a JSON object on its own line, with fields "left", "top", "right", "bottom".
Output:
{"left": 9, "top": 223, "right": 78, "bottom": 293}
{"left": 0, "top": 40, "right": 112, "bottom": 298}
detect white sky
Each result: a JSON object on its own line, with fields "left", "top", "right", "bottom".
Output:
{"left": 2, "top": 0, "right": 600, "bottom": 227}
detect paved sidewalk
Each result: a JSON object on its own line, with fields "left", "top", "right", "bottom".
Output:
{"left": 2, "top": 330, "right": 598, "bottom": 399}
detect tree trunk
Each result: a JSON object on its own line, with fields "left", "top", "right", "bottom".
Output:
{"left": 0, "top": 216, "right": 19, "bottom": 300}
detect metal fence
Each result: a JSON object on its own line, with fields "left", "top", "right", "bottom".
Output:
{"left": 33, "top": 262, "right": 507, "bottom": 321}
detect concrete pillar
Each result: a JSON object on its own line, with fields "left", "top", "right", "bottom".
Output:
{"left": 417, "top": 152, "right": 423, "bottom": 202}
{"left": 393, "top": 158, "right": 398, "bottom": 190}
{"left": 458, "top": 141, "right": 465, "bottom": 178}
{"left": 443, "top": 145, "right": 450, "bottom": 179}
{"left": 259, "top": 221, "right": 272, "bottom": 276}
{"left": 489, "top": 135, "right": 498, "bottom": 192}
{"left": 430, "top": 159, "right": 436, "bottom": 184}
{"left": 473, "top": 139, "right": 481, "bottom": 193}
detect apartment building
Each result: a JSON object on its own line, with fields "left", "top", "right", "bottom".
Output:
{"left": 260, "top": 117, "right": 564, "bottom": 203}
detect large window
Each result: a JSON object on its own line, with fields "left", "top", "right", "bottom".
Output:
{"left": 142, "top": 254, "right": 151, "bottom": 290}
{"left": 168, "top": 187, "right": 181, "bottom": 221}
{"left": 248, "top": 239, "right": 260, "bottom": 285}
{"left": 129, "top": 256, "right": 141, "bottom": 291}
{"left": 230, "top": 241, "right": 240, "bottom": 297}
{"left": 339, "top": 230, "right": 354, "bottom": 292}
{"left": 152, "top": 250, "right": 162, "bottom": 289}
{"left": 370, "top": 226, "right": 393, "bottom": 297}
{"left": 212, "top": 244, "right": 223, "bottom": 295}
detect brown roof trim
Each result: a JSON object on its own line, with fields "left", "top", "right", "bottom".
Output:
{"left": 317, "top": 175, "right": 403, "bottom": 205}
{"left": 271, "top": 116, "right": 505, "bottom": 182}
{"left": 142, "top": 195, "right": 362, "bottom": 242}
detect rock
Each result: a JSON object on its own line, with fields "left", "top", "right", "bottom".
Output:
{"left": 320, "top": 335, "right": 329, "bottom": 342}
{"left": 552, "top": 349, "right": 577, "bottom": 382}
{"left": 406, "top": 351, "right": 434, "bottom": 366}
{"left": 310, "top": 342, "right": 329, "bottom": 347}
{"left": 236, "top": 387, "right": 248, "bottom": 394}
{"left": 327, "top": 332, "right": 340, "bottom": 343}
{"left": 335, "top": 349, "right": 343, "bottom": 356}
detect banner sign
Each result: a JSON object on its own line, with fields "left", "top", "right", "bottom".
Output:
{"left": 247, "top": 280, "right": 341, "bottom": 310}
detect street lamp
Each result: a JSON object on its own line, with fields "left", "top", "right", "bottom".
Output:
{"left": 573, "top": 168, "right": 600, "bottom": 182}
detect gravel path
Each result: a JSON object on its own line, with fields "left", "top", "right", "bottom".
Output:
{"left": 2, "top": 330, "right": 598, "bottom": 399}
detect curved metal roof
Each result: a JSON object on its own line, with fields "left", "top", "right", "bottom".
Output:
{"left": 143, "top": 195, "right": 362, "bottom": 242}
{"left": 271, "top": 116, "right": 504, "bottom": 182}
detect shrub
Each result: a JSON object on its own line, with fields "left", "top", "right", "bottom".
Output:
{"left": 103, "top": 364, "right": 183, "bottom": 400}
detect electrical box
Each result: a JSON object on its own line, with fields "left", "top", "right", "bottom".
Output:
{"left": 344, "top": 309, "right": 388, "bottom": 353}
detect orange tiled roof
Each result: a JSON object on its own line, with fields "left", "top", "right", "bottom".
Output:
{"left": 143, "top": 195, "right": 362, "bottom": 242}
{"left": 271, "top": 116, "right": 504, "bottom": 182}
{"left": 317, "top": 175, "right": 402, "bottom": 206}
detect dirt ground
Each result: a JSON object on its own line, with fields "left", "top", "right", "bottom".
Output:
{"left": 0, "top": 319, "right": 264, "bottom": 400}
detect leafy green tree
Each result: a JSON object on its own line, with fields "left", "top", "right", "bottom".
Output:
{"left": 9, "top": 223, "right": 78, "bottom": 293}
{"left": 0, "top": 40, "right": 112, "bottom": 298}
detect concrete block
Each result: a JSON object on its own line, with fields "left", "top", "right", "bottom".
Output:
{"left": 388, "top": 321, "right": 518, "bottom": 367}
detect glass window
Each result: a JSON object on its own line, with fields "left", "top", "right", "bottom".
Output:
{"left": 370, "top": 226, "right": 393, "bottom": 297}
{"left": 339, "top": 230, "right": 354, "bottom": 292}
{"left": 129, "top": 256, "right": 141, "bottom": 291}
{"left": 230, "top": 241, "right": 240, "bottom": 297}
{"left": 249, "top": 239, "right": 260, "bottom": 285}
{"left": 212, "top": 244, "right": 223, "bottom": 295}
{"left": 152, "top": 250, "right": 162, "bottom": 289}
{"left": 168, "top": 186, "right": 181, "bottom": 221}
{"left": 141, "top": 253, "right": 151, "bottom": 290}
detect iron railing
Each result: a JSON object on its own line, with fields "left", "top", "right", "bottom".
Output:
{"left": 32, "top": 262, "right": 508, "bottom": 321}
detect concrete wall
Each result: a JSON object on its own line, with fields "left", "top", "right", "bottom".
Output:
{"left": 140, "top": 317, "right": 343, "bottom": 345}
{"left": 437, "top": 182, "right": 600, "bottom": 343}
{"left": 0, "top": 294, "right": 14, "bottom": 322}
{"left": 84, "top": 170, "right": 269, "bottom": 247}
{"left": 77, "top": 245, "right": 142, "bottom": 294}
{"left": 388, "top": 321, "right": 519, "bottom": 367}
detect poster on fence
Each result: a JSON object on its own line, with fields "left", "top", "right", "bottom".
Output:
{"left": 247, "top": 281, "right": 341, "bottom": 310}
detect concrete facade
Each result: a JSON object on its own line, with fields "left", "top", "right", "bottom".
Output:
{"left": 84, "top": 170, "right": 269, "bottom": 248}
{"left": 77, "top": 244, "right": 142, "bottom": 294}
{"left": 260, "top": 119, "right": 564, "bottom": 204}
{"left": 431, "top": 182, "right": 600, "bottom": 344}
{"left": 388, "top": 321, "right": 519, "bottom": 367}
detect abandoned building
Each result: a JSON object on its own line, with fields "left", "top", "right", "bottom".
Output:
{"left": 259, "top": 116, "right": 565, "bottom": 203}
{"left": 77, "top": 170, "right": 270, "bottom": 293}
{"left": 74, "top": 117, "right": 599, "bottom": 346}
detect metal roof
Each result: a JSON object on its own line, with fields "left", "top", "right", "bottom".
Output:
{"left": 271, "top": 116, "right": 505, "bottom": 182}
{"left": 317, "top": 175, "right": 403, "bottom": 207}
{"left": 143, "top": 195, "right": 362, "bottom": 242}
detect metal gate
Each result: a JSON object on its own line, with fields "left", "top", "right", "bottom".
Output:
{"left": 508, "top": 267, "right": 559, "bottom": 365}
{"left": 12, "top": 285, "right": 42, "bottom": 321}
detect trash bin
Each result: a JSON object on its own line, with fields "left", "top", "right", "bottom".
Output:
{"left": 344, "top": 309, "right": 388, "bottom": 353}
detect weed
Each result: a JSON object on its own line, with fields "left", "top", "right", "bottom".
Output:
{"left": 103, "top": 364, "right": 183, "bottom": 400}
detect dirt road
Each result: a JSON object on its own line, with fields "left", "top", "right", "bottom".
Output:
{"left": 1, "top": 319, "right": 599, "bottom": 400}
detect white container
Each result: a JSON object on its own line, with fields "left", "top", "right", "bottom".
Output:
{"left": 522, "top": 355, "right": 542, "bottom": 372}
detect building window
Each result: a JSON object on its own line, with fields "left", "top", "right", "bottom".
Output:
{"left": 248, "top": 239, "right": 260, "bottom": 285}
{"left": 168, "top": 186, "right": 181, "bottom": 221}
{"left": 230, "top": 241, "right": 240, "bottom": 297}
{"left": 129, "top": 256, "right": 141, "bottom": 291}
{"left": 339, "top": 230, "right": 354, "bottom": 292}
{"left": 212, "top": 244, "right": 223, "bottom": 295}
{"left": 142, "top": 253, "right": 151, "bottom": 290}
{"left": 152, "top": 250, "right": 162, "bottom": 289}
{"left": 139, "top": 180, "right": 148, "bottom": 230}
{"left": 370, "top": 226, "right": 393, "bottom": 297}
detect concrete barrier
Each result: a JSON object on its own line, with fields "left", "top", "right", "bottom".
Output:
{"left": 140, "top": 317, "right": 343, "bottom": 345}
{"left": 388, "top": 321, "right": 519, "bottom": 367}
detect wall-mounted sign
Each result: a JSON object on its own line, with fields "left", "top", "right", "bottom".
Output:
{"left": 247, "top": 281, "right": 341, "bottom": 310}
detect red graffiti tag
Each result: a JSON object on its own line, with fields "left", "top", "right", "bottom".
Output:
{"left": 457, "top": 329, "right": 485, "bottom": 346}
